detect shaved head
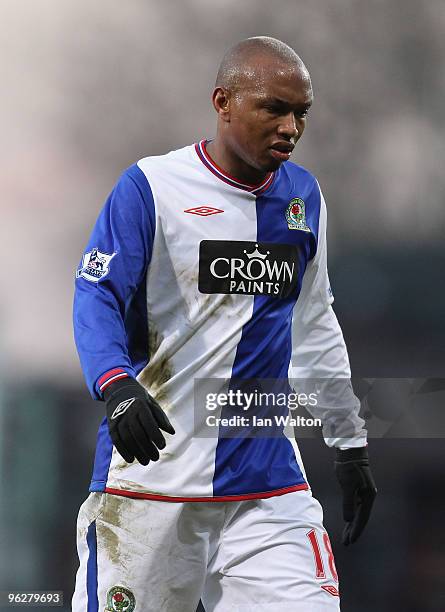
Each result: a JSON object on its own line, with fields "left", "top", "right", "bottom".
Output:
{"left": 207, "top": 36, "right": 313, "bottom": 184}
{"left": 215, "top": 36, "right": 310, "bottom": 90}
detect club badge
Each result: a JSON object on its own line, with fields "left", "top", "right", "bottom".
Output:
{"left": 105, "top": 586, "right": 136, "bottom": 612}
{"left": 285, "top": 198, "right": 310, "bottom": 232}
{"left": 76, "top": 247, "right": 116, "bottom": 282}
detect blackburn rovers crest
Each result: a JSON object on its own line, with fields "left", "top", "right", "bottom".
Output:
{"left": 286, "top": 198, "right": 310, "bottom": 231}
{"left": 76, "top": 247, "right": 116, "bottom": 282}
{"left": 105, "top": 586, "right": 135, "bottom": 612}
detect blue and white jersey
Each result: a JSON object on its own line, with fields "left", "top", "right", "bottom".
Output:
{"left": 73, "top": 140, "right": 366, "bottom": 502}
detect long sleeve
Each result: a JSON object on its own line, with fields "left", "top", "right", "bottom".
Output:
{"left": 289, "top": 182, "right": 367, "bottom": 448}
{"left": 73, "top": 163, "right": 155, "bottom": 400}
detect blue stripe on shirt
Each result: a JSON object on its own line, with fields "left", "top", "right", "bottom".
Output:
{"left": 212, "top": 162, "right": 321, "bottom": 497}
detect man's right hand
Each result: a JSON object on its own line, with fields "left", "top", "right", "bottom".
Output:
{"left": 103, "top": 378, "right": 175, "bottom": 465}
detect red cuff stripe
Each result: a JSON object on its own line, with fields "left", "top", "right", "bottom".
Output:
{"left": 97, "top": 368, "right": 125, "bottom": 387}
{"left": 99, "top": 373, "right": 129, "bottom": 393}
{"left": 98, "top": 368, "right": 130, "bottom": 393}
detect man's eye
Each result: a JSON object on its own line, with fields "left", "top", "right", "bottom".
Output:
{"left": 295, "top": 110, "right": 309, "bottom": 119}
{"left": 264, "top": 106, "right": 279, "bottom": 114}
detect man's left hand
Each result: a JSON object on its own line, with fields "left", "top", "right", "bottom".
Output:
{"left": 334, "top": 446, "right": 377, "bottom": 546}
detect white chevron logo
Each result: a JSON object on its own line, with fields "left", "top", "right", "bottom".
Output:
{"left": 111, "top": 397, "right": 136, "bottom": 420}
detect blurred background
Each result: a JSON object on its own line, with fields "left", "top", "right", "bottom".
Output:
{"left": 0, "top": 0, "right": 444, "bottom": 610}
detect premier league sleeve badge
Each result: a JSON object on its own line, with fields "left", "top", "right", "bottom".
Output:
{"left": 76, "top": 247, "right": 116, "bottom": 282}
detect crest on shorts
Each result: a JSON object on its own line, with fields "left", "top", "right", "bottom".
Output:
{"left": 76, "top": 247, "right": 116, "bottom": 282}
{"left": 105, "top": 586, "right": 135, "bottom": 612}
{"left": 285, "top": 198, "right": 310, "bottom": 232}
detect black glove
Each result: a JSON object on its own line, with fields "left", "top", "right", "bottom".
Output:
{"left": 103, "top": 378, "right": 175, "bottom": 465}
{"left": 334, "top": 446, "right": 377, "bottom": 546}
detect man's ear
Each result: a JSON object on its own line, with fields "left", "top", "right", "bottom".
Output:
{"left": 212, "top": 87, "right": 231, "bottom": 123}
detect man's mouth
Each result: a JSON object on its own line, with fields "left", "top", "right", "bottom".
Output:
{"left": 269, "top": 142, "right": 294, "bottom": 162}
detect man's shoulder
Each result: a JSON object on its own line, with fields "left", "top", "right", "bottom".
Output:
{"left": 114, "top": 143, "right": 197, "bottom": 192}
{"left": 281, "top": 160, "right": 319, "bottom": 193}
{"left": 136, "top": 142, "right": 196, "bottom": 172}
{"left": 276, "top": 161, "right": 321, "bottom": 209}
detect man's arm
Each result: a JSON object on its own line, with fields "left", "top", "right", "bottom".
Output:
{"left": 73, "top": 164, "right": 174, "bottom": 465}
{"left": 73, "top": 164, "right": 154, "bottom": 399}
{"left": 290, "top": 181, "right": 366, "bottom": 447}
{"left": 289, "top": 181, "right": 376, "bottom": 545}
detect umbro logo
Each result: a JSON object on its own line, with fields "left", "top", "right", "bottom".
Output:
{"left": 111, "top": 398, "right": 136, "bottom": 420}
{"left": 184, "top": 206, "right": 224, "bottom": 216}
{"left": 321, "top": 585, "right": 340, "bottom": 597}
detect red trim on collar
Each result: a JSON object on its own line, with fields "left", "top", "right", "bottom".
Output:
{"left": 195, "top": 140, "right": 274, "bottom": 194}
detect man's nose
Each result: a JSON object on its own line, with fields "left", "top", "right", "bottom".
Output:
{"left": 277, "top": 113, "right": 298, "bottom": 140}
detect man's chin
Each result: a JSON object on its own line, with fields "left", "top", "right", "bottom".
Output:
{"left": 260, "top": 157, "right": 283, "bottom": 173}
{"left": 239, "top": 150, "right": 283, "bottom": 179}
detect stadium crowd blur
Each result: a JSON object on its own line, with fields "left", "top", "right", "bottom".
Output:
{"left": 1, "top": 1, "right": 444, "bottom": 610}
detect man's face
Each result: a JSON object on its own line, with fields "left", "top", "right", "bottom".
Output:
{"left": 224, "top": 62, "right": 313, "bottom": 174}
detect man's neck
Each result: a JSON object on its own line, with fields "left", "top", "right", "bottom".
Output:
{"left": 205, "top": 138, "right": 270, "bottom": 186}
